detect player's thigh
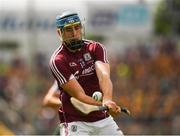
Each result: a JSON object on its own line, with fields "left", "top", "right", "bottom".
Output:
{"left": 95, "top": 116, "right": 123, "bottom": 135}
{"left": 59, "top": 122, "right": 90, "bottom": 136}
{"left": 98, "top": 121, "right": 123, "bottom": 135}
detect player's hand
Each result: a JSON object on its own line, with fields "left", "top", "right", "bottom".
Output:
{"left": 103, "top": 100, "right": 121, "bottom": 117}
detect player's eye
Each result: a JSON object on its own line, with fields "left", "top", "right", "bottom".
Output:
{"left": 64, "top": 27, "right": 73, "bottom": 32}
{"left": 74, "top": 24, "right": 81, "bottom": 30}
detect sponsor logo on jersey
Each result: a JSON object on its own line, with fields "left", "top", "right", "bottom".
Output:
{"left": 69, "top": 62, "right": 77, "bottom": 67}
{"left": 83, "top": 53, "right": 91, "bottom": 61}
{"left": 82, "top": 65, "right": 95, "bottom": 75}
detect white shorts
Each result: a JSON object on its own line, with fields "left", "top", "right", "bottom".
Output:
{"left": 59, "top": 116, "right": 123, "bottom": 136}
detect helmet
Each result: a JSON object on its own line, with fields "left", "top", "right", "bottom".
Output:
{"left": 56, "top": 11, "right": 84, "bottom": 51}
{"left": 56, "top": 11, "right": 81, "bottom": 29}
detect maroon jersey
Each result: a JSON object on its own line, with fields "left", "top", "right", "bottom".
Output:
{"left": 49, "top": 39, "right": 109, "bottom": 123}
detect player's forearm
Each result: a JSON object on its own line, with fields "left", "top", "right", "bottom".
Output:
{"left": 43, "top": 97, "right": 61, "bottom": 107}
{"left": 99, "top": 74, "right": 113, "bottom": 102}
{"left": 95, "top": 61, "right": 113, "bottom": 102}
{"left": 76, "top": 92, "right": 102, "bottom": 106}
{"left": 62, "top": 79, "right": 102, "bottom": 106}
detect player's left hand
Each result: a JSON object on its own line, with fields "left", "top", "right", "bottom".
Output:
{"left": 103, "top": 100, "right": 121, "bottom": 117}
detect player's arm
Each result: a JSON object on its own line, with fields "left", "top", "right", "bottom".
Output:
{"left": 61, "top": 79, "right": 102, "bottom": 106}
{"left": 43, "top": 81, "right": 62, "bottom": 109}
{"left": 95, "top": 61, "right": 112, "bottom": 101}
{"left": 95, "top": 61, "right": 120, "bottom": 116}
{"left": 43, "top": 90, "right": 61, "bottom": 109}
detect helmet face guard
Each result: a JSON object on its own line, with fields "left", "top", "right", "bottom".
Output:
{"left": 64, "top": 38, "right": 84, "bottom": 51}
{"left": 56, "top": 12, "right": 84, "bottom": 51}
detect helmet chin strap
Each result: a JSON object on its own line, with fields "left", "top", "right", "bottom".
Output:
{"left": 64, "top": 39, "right": 84, "bottom": 51}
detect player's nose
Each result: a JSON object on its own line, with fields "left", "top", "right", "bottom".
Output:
{"left": 71, "top": 28, "right": 78, "bottom": 36}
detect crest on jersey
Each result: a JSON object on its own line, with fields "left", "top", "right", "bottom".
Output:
{"left": 83, "top": 53, "right": 91, "bottom": 61}
{"left": 71, "top": 125, "right": 77, "bottom": 132}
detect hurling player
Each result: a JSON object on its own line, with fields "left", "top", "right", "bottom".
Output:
{"left": 49, "top": 11, "right": 123, "bottom": 135}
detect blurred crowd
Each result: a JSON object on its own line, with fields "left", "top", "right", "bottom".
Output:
{"left": 112, "top": 37, "right": 180, "bottom": 134}
{"left": 0, "top": 52, "right": 58, "bottom": 134}
{"left": 0, "top": 37, "right": 179, "bottom": 134}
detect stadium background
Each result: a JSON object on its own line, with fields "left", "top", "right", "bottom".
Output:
{"left": 0, "top": 0, "right": 180, "bottom": 134}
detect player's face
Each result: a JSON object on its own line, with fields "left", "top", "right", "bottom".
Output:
{"left": 61, "top": 23, "right": 82, "bottom": 43}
